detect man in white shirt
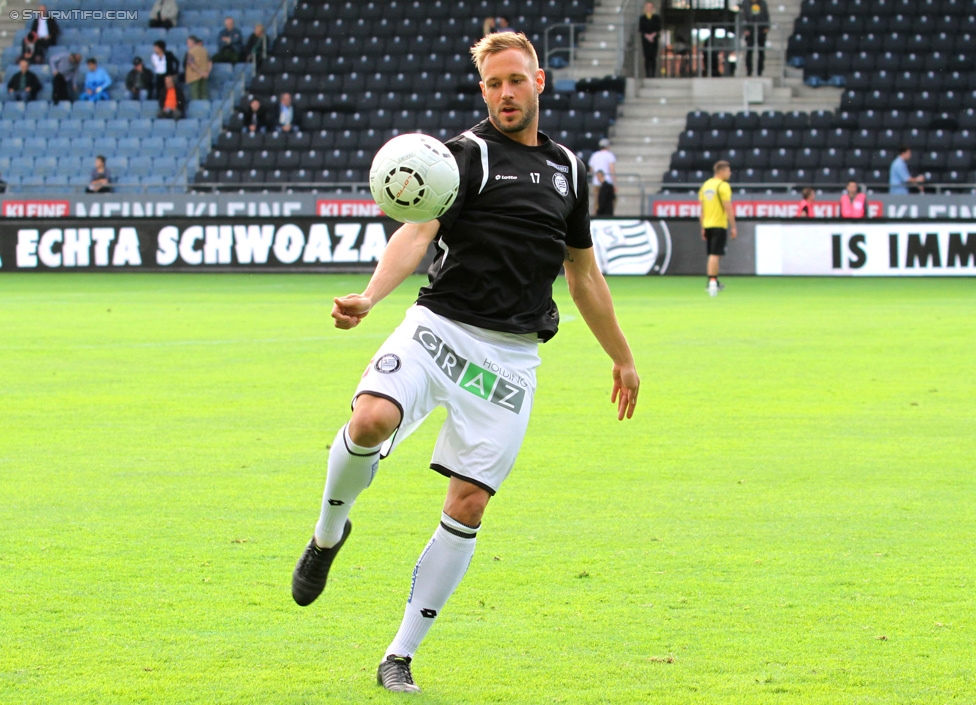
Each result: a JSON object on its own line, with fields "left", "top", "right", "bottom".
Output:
{"left": 276, "top": 92, "right": 298, "bottom": 132}
{"left": 587, "top": 138, "right": 616, "bottom": 215}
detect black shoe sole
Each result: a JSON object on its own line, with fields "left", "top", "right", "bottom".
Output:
{"left": 291, "top": 519, "right": 351, "bottom": 606}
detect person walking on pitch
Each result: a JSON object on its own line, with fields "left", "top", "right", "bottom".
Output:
{"left": 291, "top": 31, "right": 640, "bottom": 694}
{"left": 698, "top": 160, "right": 736, "bottom": 296}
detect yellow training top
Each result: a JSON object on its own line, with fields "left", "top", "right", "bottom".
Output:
{"left": 699, "top": 177, "right": 732, "bottom": 229}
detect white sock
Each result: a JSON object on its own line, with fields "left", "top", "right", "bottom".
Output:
{"left": 313, "top": 424, "right": 380, "bottom": 549}
{"left": 385, "top": 512, "right": 480, "bottom": 659}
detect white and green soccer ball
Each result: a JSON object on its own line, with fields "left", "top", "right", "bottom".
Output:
{"left": 369, "top": 133, "right": 460, "bottom": 224}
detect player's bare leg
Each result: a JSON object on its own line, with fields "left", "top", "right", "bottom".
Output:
{"left": 379, "top": 477, "right": 490, "bottom": 692}
{"left": 707, "top": 254, "right": 723, "bottom": 296}
{"left": 292, "top": 394, "right": 400, "bottom": 606}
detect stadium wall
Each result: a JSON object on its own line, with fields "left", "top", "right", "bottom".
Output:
{"left": 2, "top": 217, "right": 973, "bottom": 277}
{"left": 6, "top": 194, "right": 976, "bottom": 221}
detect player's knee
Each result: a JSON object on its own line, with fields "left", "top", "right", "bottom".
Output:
{"left": 444, "top": 481, "right": 490, "bottom": 527}
{"left": 348, "top": 395, "right": 401, "bottom": 447}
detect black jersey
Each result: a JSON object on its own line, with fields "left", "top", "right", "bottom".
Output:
{"left": 415, "top": 119, "right": 592, "bottom": 342}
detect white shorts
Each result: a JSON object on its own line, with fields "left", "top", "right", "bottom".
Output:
{"left": 354, "top": 305, "right": 541, "bottom": 495}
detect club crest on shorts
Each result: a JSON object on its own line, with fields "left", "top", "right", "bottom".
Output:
{"left": 552, "top": 172, "right": 569, "bottom": 196}
{"left": 374, "top": 353, "right": 401, "bottom": 374}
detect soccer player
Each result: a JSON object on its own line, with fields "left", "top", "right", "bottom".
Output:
{"left": 698, "top": 160, "right": 736, "bottom": 296}
{"left": 291, "top": 31, "right": 640, "bottom": 693}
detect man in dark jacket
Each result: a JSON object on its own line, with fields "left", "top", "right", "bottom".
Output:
{"left": 7, "top": 59, "right": 42, "bottom": 102}
{"left": 29, "top": 4, "right": 60, "bottom": 55}
{"left": 242, "top": 97, "right": 271, "bottom": 132}
{"left": 126, "top": 57, "right": 153, "bottom": 101}
{"left": 150, "top": 40, "right": 180, "bottom": 99}
{"left": 742, "top": 0, "right": 770, "bottom": 76}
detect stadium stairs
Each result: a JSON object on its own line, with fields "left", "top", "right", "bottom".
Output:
{"left": 557, "top": 0, "right": 843, "bottom": 214}
{"left": 0, "top": 0, "right": 31, "bottom": 78}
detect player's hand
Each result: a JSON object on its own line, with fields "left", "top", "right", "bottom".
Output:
{"left": 701, "top": 228, "right": 707, "bottom": 240}
{"left": 332, "top": 293, "right": 373, "bottom": 329}
{"left": 730, "top": 226, "right": 738, "bottom": 239}
{"left": 611, "top": 362, "right": 640, "bottom": 421}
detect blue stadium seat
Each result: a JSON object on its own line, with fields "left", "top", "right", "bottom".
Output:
{"left": 118, "top": 101, "right": 143, "bottom": 120}
{"left": 7, "top": 158, "right": 33, "bottom": 177}
{"left": 106, "top": 118, "right": 130, "bottom": 134}
{"left": 71, "top": 102, "right": 96, "bottom": 119}
{"left": 141, "top": 137, "right": 166, "bottom": 155}
{"left": 94, "top": 137, "right": 118, "bottom": 154}
{"left": 24, "top": 136, "right": 48, "bottom": 154}
{"left": 186, "top": 101, "right": 212, "bottom": 120}
{"left": 153, "top": 120, "right": 177, "bottom": 138}
{"left": 2, "top": 102, "right": 26, "bottom": 118}
{"left": 128, "top": 119, "right": 154, "bottom": 139}
{"left": 25, "top": 101, "right": 50, "bottom": 119}
{"left": 58, "top": 156, "right": 84, "bottom": 175}
{"left": 94, "top": 101, "right": 119, "bottom": 119}
{"left": 35, "top": 157, "right": 59, "bottom": 175}
{"left": 69, "top": 137, "right": 95, "bottom": 155}
{"left": 20, "top": 175, "right": 46, "bottom": 190}
{"left": 176, "top": 119, "right": 203, "bottom": 138}
{"left": 48, "top": 137, "right": 72, "bottom": 154}
{"left": 0, "top": 137, "right": 24, "bottom": 157}
{"left": 59, "top": 118, "right": 84, "bottom": 138}
{"left": 165, "top": 137, "right": 190, "bottom": 153}
{"left": 154, "top": 156, "right": 179, "bottom": 173}
{"left": 129, "top": 156, "right": 153, "bottom": 176}
{"left": 35, "top": 118, "right": 62, "bottom": 139}
{"left": 117, "top": 138, "right": 143, "bottom": 157}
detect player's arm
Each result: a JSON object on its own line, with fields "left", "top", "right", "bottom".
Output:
{"left": 563, "top": 245, "right": 639, "bottom": 420}
{"left": 722, "top": 196, "right": 737, "bottom": 239}
{"left": 332, "top": 219, "right": 440, "bottom": 329}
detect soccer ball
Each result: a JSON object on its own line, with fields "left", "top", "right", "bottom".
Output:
{"left": 369, "top": 133, "right": 460, "bottom": 224}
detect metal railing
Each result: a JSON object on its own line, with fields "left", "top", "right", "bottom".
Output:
{"left": 647, "top": 16, "right": 784, "bottom": 79}
{"left": 544, "top": 21, "right": 629, "bottom": 76}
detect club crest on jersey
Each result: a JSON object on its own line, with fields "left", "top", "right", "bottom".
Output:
{"left": 552, "top": 172, "right": 570, "bottom": 196}
{"left": 374, "top": 354, "right": 402, "bottom": 374}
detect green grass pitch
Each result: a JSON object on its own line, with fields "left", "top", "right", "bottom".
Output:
{"left": 1, "top": 273, "right": 973, "bottom": 704}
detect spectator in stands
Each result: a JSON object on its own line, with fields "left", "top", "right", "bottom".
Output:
{"left": 274, "top": 93, "right": 300, "bottom": 133}
{"left": 482, "top": 16, "right": 496, "bottom": 36}
{"left": 213, "top": 16, "right": 244, "bottom": 63}
{"left": 150, "top": 40, "right": 180, "bottom": 100}
{"left": 29, "top": 5, "right": 59, "bottom": 55}
{"left": 889, "top": 146, "right": 925, "bottom": 195}
{"left": 639, "top": 2, "right": 662, "bottom": 79}
{"left": 0, "top": 172, "right": 6, "bottom": 193}
{"left": 149, "top": 0, "right": 179, "bottom": 29}
{"left": 242, "top": 23, "right": 267, "bottom": 66}
{"left": 797, "top": 187, "right": 815, "bottom": 217}
{"left": 184, "top": 36, "right": 211, "bottom": 101}
{"left": 19, "top": 31, "right": 44, "bottom": 64}
{"left": 49, "top": 49, "right": 82, "bottom": 103}
{"left": 6, "top": 59, "right": 41, "bottom": 102}
{"left": 79, "top": 57, "right": 112, "bottom": 101}
{"left": 85, "top": 156, "right": 113, "bottom": 193}
{"left": 587, "top": 138, "right": 616, "bottom": 216}
{"left": 493, "top": 16, "right": 516, "bottom": 33}
{"left": 596, "top": 170, "right": 616, "bottom": 216}
{"left": 242, "top": 97, "right": 271, "bottom": 133}
{"left": 126, "top": 57, "right": 153, "bottom": 101}
{"left": 157, "top": 74, "right": 187, "bottom": 120}
{"left": 742, "top": 0, "right": 770, "bottom": 77}
{"left": 840, "top": 181, "right": 867, "bottom": 218}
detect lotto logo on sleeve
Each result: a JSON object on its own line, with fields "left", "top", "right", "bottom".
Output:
{"left": 412, "top": 325, "right": 526, "bottom": 414}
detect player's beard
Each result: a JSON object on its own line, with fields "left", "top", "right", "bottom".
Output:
{"left": 490, "top": 95, "right": 538, "bottom": 135}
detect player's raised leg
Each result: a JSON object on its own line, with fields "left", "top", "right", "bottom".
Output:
{"left": 292, "top": 394, "right": 401, "bottom": 606}
{"left": 378, "top": 477, "right": 489, "bottom": 693}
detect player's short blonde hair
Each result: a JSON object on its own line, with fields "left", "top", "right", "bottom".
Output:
{"left": 470, "top": 32, "right": 540, "bottom": 78}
